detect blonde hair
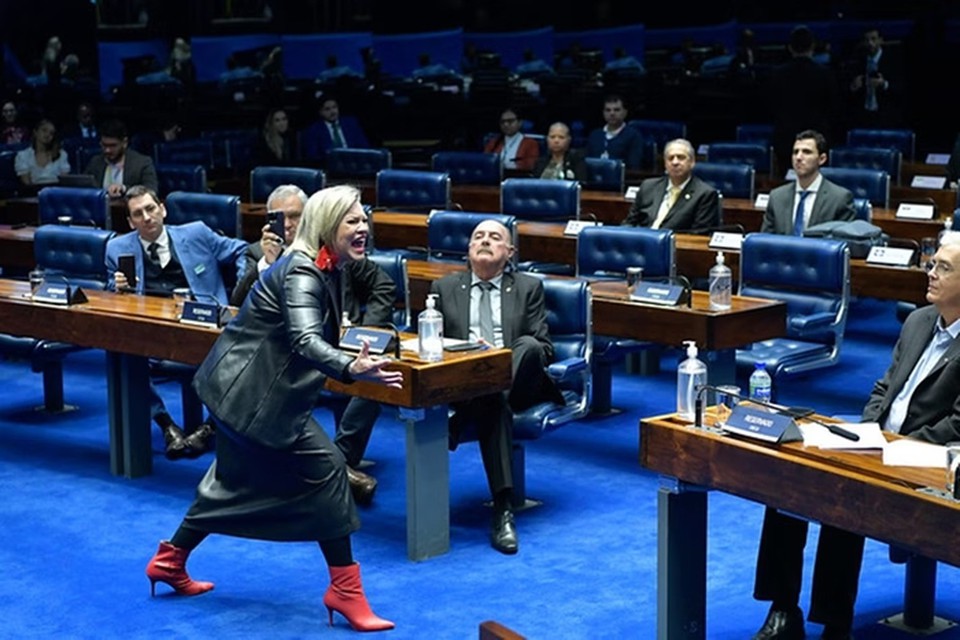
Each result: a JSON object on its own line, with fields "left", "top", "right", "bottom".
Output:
{"left": 288, "top": 185, "right": 361, "bottom": 258}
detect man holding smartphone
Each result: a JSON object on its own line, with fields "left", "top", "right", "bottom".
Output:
{"left": 230, "top": 185, "right": 396, "bottom": 505}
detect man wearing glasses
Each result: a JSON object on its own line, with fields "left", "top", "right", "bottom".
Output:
{"left": 483, "top": 108, "right": 540, "bottom": 172}
{"left": 84, "top": 119, "right": 158, "bottom": 197}
{"left": 750, "top": 233, "right": 960, "bottom": 640}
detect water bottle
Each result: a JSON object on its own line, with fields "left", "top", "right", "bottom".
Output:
{"left": 418, "top": 293, "right": 444, "bottom": 362}
{"left": 938, "top": 215, "right": 954, "bottom": 246}
{"left": 708, "top": 251, "right": 732, "bottom": 311}
{"left": 676, "top": 340, "right": 707, "bottom": 422}
{"left": 749, "top": 362, "right": 773, "bottom": 402}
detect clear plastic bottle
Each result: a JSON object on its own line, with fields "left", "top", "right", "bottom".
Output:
{"left": 418, "top": 293, "right": 444, "bottom": 362}
{"left": 708, "top": 251, "right": 732, "bottom": 311}
{"left": 749, "top": 362, "right": 773, "bottom": 402}
{"left": 676, "top": 340, "right": 707, "bottom": 422}
{"left": 938, "top": 215, "right": 954, "bottom": 245}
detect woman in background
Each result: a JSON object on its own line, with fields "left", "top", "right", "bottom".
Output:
{"left": 255, "top": 107, "right": 296, "bottom": 165}
{"left": 15, "top": 119, "right": 70, "bottom": 185}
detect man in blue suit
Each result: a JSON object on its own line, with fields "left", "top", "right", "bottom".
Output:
{"left": 302, "top": 97, "right": 370, "bottom": 162}
{"left": 105, "top": 185, "right": 247, "bottom": 460}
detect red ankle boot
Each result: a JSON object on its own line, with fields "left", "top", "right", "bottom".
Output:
{"left": 145, "top": 541, "right": 215, "bottom": 597}
{"left": 323, "top": 563, "right": 394, "bottom": 632}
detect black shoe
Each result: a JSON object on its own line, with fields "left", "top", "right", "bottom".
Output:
{"left": 346, "top": 466, "right": 377, "bottom": 506}
{"left": 159, "top": 423, "right": 188, "bottom": 460}
{"left": 752, "top": 606, "right": 805, "bottom": 640}
{"left": 182, "top": 421, "right": 215, "bottom": 459}
{"left": 490, "top": 508, "right": 518, "bottom": 555}
{"left": 820, "top": 626, "right": 853, "bottom": 640}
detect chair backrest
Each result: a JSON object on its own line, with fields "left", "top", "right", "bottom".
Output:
{"left": 627, "top": 119, "right": 687, "bottom": 152}
{"left": 735, "top": 123, "right": 773, "bottom": 146}
{"left": 706, "top": 142, "right": 771, "bottom": 174}
{"left": 365, "top": 252, "right": 410, "bottom": 330}
{"left": 853, "top": 198, "right": 872, "bottom": 221}
{"left": 425, "top": 211, "right": 517, "bottom": 263}
{"left": 820, "top": 166, "right": 890, "bottom": 208}
{"left": 61, "top": 136, "right": 100, "bottom": 171}
{"left": 76, "top": 146, "right": 101, "bottom": 174}
{"left": 249, "top": 166, "right": 326, "bottom": 203}
{"left": 431, "top": 151, "right": 502, "bottom": 185}
{"left": 200, "top": 129, "right": 258, "bottom": 170}
{"left": 0, "top": 150, "right": 19, "bottom": 196}
{"left": 847, "top": 128, "right": 916, "bottom": 162}
{"left": 155, "top": 139, "right": 215, "bottom": 169}
{"left": 500, "top": 178, "right": 580, "bottom": 221}
{"left": 33, "top": 224, "right": 115, "bottom": 290}
{"left": 584, "top": 157, "right": 625, "bottom": 192}
{"left": 375, "top": 169, "right": 451, "bottom": 211}
{"left": 326, "top": 148, "right": 392, "bottom": 179}
{"left": 164, "top": 191, "right": 241, "bottom": 237}
{"left": 692, "top": 161, "right": 755, "bottom": 200}
{"left": 739, "top": 233, "right": 850, "bottom": 346}
{"left": 829, "top": 147, "right": 901, "bottom": 184}
{"left": 576, "top": 225, "right": 675, "bottom": 279}
{"left": 38, "top": 186, "right": 110, "bottom": 228}
{"left": 156, "top": 164, "right": 207, "bottom": 198}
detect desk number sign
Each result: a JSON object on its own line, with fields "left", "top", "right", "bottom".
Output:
{"left": 180, "top": 300, "right": 222, "bottom": 328}
{"left": 630, "top": 282, "right": 685, "bottom": 306}
{"left": 723, "top": 404, "right": 802, "bottom": 444}
{"left": 32, "top": 281, "right": 87, "bottom": 305}
{"left": 563, "top": 220, "right": 601, "bottom": 236}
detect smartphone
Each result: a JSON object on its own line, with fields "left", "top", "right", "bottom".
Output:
{"left": 266, "top": 209, "right": 285, "bottom": 242}
{"left": 118, "top": 254, "right": 137, "bottom": 288}
{"left": 444, "top": 341, "right": 486, "bottom": 352}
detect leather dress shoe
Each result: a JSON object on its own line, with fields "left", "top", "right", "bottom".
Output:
{"left": 182, "top": 421, "right": 215, "bottom": 459}
{"left": 820, "top": 626, "right": 853, "bottom": 640}
{"left": 752, "top": 606, "right": 805, "bottom": 640}
{"left": 346, "top": 466, "right": 377, "bottom": 506}
{"left": 490, "top": 509, "right": 518, "bottom": 555}
{"left": 160, "top": 423, "right": 188, "bottom": 460}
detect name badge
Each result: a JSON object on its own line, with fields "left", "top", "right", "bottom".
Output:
{"left": 630, "top": 282, "right": 684, "bottom": 305}
{"left": 563, "top": 220, "right": 601, "bottom": 236}
{"left": 180, "top": 300, "right": 222, "bottom": 327}
{"left": 895, "top": 202, "right": 936, "bottom": 220}
{"left": 911, "top": 175, "right": 947, "bottom": 190}
{"left": 866, "top": 246, "right": 914, "bottom": 267}
{"left": 723, "top": 404, "right": 802, "bottom": 443}
{"left": 340, "top": 326, "right": 395, "bottom": 355}
{"left": 709, "top": 232, "right": 744, "bottom": 250}
{"left": 753, "top": 193, "right": 769, "bottom": 209}
{"left": 32, "top": 281, "right": 88, "bottom": 305}
{"left": 925, "top": 153, "right": 949, "bottom": 165}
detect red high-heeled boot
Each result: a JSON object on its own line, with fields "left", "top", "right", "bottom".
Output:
{"left": 145, "top": 541, "right": 215, "bottom": 597}
{"left": 323, "top": 563, "right": 394, "bottom": 632}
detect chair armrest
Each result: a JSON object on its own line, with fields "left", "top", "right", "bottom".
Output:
{"left": 789, "top": 312, "right": 836, "bottom": 335}
{"left": 548, "top": 357, "right": 587, "bottom": 382}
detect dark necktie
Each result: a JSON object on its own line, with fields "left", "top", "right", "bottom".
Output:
{"left": 477, "top": 281, "right": 495, "bottom": 344}
{"left": 147, "top": 242, "right": 160, "bottom": 266}
{"left": 793, "top": 190, "right": 810, "bottom": 236}
{"left": 332, "top": 121, "right": 346, "bottom": 148}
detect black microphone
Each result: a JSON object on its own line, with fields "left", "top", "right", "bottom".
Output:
{"left": 693, "top": 383, "right": 860, "bottom": 441}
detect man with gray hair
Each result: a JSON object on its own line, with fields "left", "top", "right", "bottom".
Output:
{"left": 622, "top": 138, "right": 720, "bottom": 231}
{"left": 231, "top": 185, "right": 396, "bottom": 505}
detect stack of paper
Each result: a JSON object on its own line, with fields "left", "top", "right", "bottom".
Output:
{"left": 799, "top": 422, "right": 887, "bottom": 450}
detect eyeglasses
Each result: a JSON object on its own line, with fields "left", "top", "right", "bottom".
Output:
{"left": 925, "top": 260, "right": 956, "bottom": 277}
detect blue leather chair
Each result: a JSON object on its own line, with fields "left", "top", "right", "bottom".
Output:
{"left": 425, "top": 210, "right": 516, "bottom": 264}
{"left": 163, "top": 191, "right": 241, "bottom": 237}
{"left": 249, "top": 166, "right": 326, "bottom": 203}
{"left": 736, "top": 124, "right": 773, "bottom": 146}
{"left": 820, "top": 166, "right": 890, "bottom": 208}
{"left": 576, "top": 225, "right": 675, "bottom": 414}
{"left": 326, "top": 148, "right": 392, "bottom": 179}
{"left": 38, "top": 186, "right": 110, "bottom": 228}
{"left": 830, "top": 147, "right": 902, "bottom": 185}
{"left": 584, "top": 157, "right": 625, "bottom": 192}
{"left": 431, "top": 151, "right": 502, "bottom": 186}
{"left": 627, "top": 119, "right": 687, "bottom": 152}
{"left": 693, "top": 161, "right": 755, "bottom": 200}
{"left": 736, "top": 234, "right": 851, "bottom": 381}
{"left": 706, "top": 142, "right": 772, "bottom": 175}
{"left": 365, "top": 252, "right": 411, "bottom": 331}
{"left": 155, "top": 164, "right": 207, "bottom": 198}
{"left": 61, "top": 136, "right": 100, "bottom": 172}
{"left": 155, "top": 139, "right": 215, "bottom": 169}
{"left": 200, "top": 129, "right": 258, "bottom": 170}
{"left": 847, "top": 128, "right": 916, "bottom": 162}
{"left": 502, "top": 178, "right": 580, "bottom": 274}
{"left": 0, "top": 225, "right": 114, "bottom": 412}
{"left": 375, "top": 169, "right": 451, "bottom": 212}
{"left": 76, "top": 146, "right": 101, "bottom": 174}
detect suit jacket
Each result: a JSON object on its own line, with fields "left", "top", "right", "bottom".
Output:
{"left": 622, "top": 175, "right": 720, "bottom": 231}
{"left": 585, "top": 126, "right": 643, "bottom": 170}
{"left": 84, "top": 148, "right": 158, "bottom": 193}
{"left": 231, "top": 243, "right": 396, "bottom": 326}
{"left": 532, "top": 149, "right": 587, "bottom": 182}
{"left": 847, "top": 46, "right": 904, "bottom": 124}
{"left": 861, "top": 305, "right": 960, "bottom": 444}
{"left": 761, "top": 177, "right": 856, "bottom": 234}
{"left": 302, "top": 116, "right": 370, "bottom": 161}
{"left": 105, "top": 222, "right": 247, "bottom": 305}
{"left": 194, "top": 251, "right": 354, "bottom": 448}
{"left": 483, "top": 134, "right": 540, "bottom": 172}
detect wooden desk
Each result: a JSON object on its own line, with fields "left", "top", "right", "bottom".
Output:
{"left": 640, "top": 413, "right": 957, "bottom": 639}
{"left": 0, "top": 279, "right": 510, "bottom": 560}
{"left": 0, "top": 197, "right": 129, "bottom": 231}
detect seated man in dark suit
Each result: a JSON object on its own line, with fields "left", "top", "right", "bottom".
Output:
{"left": 230, "top": 184, "right": 396, "bottom": 504}
{"left": 585, "top": 94, "right": 643, "bottom": 170}
{"left": 430, "top": 219, "right": 565, "bottom": 555}
{"left": 621, "top": 138, "right": 720, "bottom": 231}
{"left": 751, "top": 232, "right": 960, "bottom": 640}
{"left": 84, "top": 119, "right": 158, "bottom": 197}
{"left": 106, "top": 186, "right": 247, "bottom": 460}
{"left": 761, "top": 129, "right": 856, "bottom": 235}
{"left": 301, "top": 97, "right": 370, "bottom": 162}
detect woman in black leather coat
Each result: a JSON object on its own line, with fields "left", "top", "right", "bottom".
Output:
{"left": 145, "top": 185, "right": 402, "bottom": 632}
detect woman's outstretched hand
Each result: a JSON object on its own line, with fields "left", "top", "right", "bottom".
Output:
{"left": 347, "top": 340, "right": 403, "bottom": 389}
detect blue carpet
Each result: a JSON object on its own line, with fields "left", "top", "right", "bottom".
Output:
{"left": 1, "top": 298, "right": 959, "bottom": 639}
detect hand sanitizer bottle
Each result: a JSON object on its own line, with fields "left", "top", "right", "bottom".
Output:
{"left": 708, "top": 251, "right": 732, "bottom": 311}
{"left": 677, "top": 340, "right": 707, "bottom": 422}
{"left": 418, "top": 294, "right": 444, "bottom": 362}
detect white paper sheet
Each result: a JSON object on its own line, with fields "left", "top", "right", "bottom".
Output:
{"left": 799, "top": 421, "right": 887, "bottom": 450}
{"left": 882, "top": 439, "right": 947, "bottom": 467}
